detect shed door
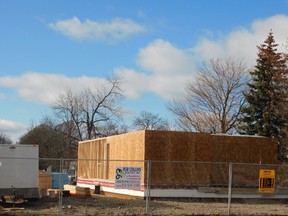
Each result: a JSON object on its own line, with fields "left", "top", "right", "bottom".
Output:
{"left": 94, "top": 139, "right": 109, "bottom": 179}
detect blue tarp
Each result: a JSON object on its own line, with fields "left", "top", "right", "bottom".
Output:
{"left": 51, "top": 173, "right": 69, "bottom": 189}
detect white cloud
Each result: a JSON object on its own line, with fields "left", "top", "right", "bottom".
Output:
{"left": 194, "top": 14, "right": 288, "bottom": 66}
{"left": 2, "top": 15, "right": 288, "bottom": 105}
{"left": 0, "top": 72, "right": 106, "bottom": 104}
{"left": 114, "top": 40, "right": 197, "bottom": 99}
{"left": 115, "top": 15, "right": 288, "bottom": 100}
{"left": 0, "top": 119, "right": 27, "bottom": 143}
{"left": 49, "top": 16, "right": 146, "bottom": 43}
{"left": 0, "top": 119, "right": 26, "bottom": 131}
{"left": 137, "top": 39, "right": 196, "bottom": 75}
{"left": 0, "top": 74, "right": 109, "bottom": 142}
{"left": 113, "top": 68, "right": 149, "bottom": 99}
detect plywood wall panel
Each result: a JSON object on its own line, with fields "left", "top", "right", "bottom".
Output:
{"left": 144, "top": 131, "right": 197, "bottom": 161}
{"left": 144, "top": 131, "right": 211, "bottom": 185}
{"left": 78, "top": 131, "right": 146, "bottom": 181}
{"left": 78, "top": 130, "right": 279, "bottom": 187}
{"left": 210, "top": 135, "right": 278, "bottom": 164}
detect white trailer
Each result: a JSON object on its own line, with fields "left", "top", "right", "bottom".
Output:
{"left": 0, "top": 144, "right": 39, "bottom": 200}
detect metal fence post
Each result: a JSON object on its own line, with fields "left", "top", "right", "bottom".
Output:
{"left": 58, "top": 158, "right": 64, "bottom": 215}
{"left": 228, "top": 162, "right": 233, "bottom": 216}
{"left": 146, "top": 160, "right": 151, "bottom": 216}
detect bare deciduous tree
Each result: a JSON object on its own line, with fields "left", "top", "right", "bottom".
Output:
{"left": 0, "top": 132, "right": 12, "bottom": 144}
{"left": 168, "top": 58, "right": 248, "bottom": 134}
{"left": 96, "top": 120, "right": 128, "bottom": 137}
{"left": 132, "top": 111, "right": 170, "bottom": 131}
{"left": 19, "top": 123, "right": 77, "bottom": 157}
{"left": 51, "top": 76, "right": 125, "bottom": 141}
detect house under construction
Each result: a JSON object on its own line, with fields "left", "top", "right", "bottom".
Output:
{"left": 77, "top": 130, "right": 279, "bottom": 198}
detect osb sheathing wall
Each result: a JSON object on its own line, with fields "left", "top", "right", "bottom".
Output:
{"left": 78, "top": 131, "right": 146, "bottom": 182}
{"left": 211, "top": 135, "right": 278, "bottom": 164}
{"left": 144, "top": 131, "right": 212, "bottom": 186}
{"left": 210, "top": 134, "right": 278, "bottom": 186}
{"left": 78, "top": 130, "right": 279, "bottom": 187}
{"left": 143, "top": 131, "right": 278, "bottom": 186}
{"left": 78, "top": 138, "right": 109, "bottom": 179}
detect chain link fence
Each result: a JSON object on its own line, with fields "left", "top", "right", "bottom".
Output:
{"left": 1, "top": 157, "right": 288, "bottom": 215}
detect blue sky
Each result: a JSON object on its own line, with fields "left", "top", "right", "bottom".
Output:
{"left": 1, "top": 0, "right": 288, "bottom": 142}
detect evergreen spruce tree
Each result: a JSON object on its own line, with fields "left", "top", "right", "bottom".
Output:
{"left": 240, "top": 32, "right": 288, "bottom": 159}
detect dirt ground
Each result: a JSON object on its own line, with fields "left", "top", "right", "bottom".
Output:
{"left": 1, "top": 195, "right": 288, "bottom": 216}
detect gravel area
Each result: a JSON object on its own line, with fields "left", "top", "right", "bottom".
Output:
{"left": 1, "top": 196, "right": 288, "bottom": 215}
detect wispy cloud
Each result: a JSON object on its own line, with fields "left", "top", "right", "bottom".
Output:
{"left": 48, "top": 16, "right": 147, "bottom": 43}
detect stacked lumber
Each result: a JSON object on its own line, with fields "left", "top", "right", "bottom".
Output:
{"left": 64, "top": 185, "right": 77, "bottom": 194}
{"left": 76, "top": 187, "right": 91, "bottom": 198}
{"left": 39, "top": 171, "right": 52, "bottom": 198}
{"left": 63, "top": 185, "right": 91, "bottom": 198}
{"left": 47, "top": 189, "right": 70, "bottom": 198}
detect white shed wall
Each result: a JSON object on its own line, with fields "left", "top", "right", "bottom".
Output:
{"left": 0, "top": 144, "right": 39, "bottom": 189}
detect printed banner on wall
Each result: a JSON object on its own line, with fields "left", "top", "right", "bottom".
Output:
{"left": 115, "top": 167, "right": 141, "bottom": 189}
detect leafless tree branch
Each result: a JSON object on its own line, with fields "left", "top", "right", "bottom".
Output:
{"left": 168, "top": 58, "right": 248, "bottom": 134}
{"left": 50, "top": 76, "right": 125, "bottom": 141}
